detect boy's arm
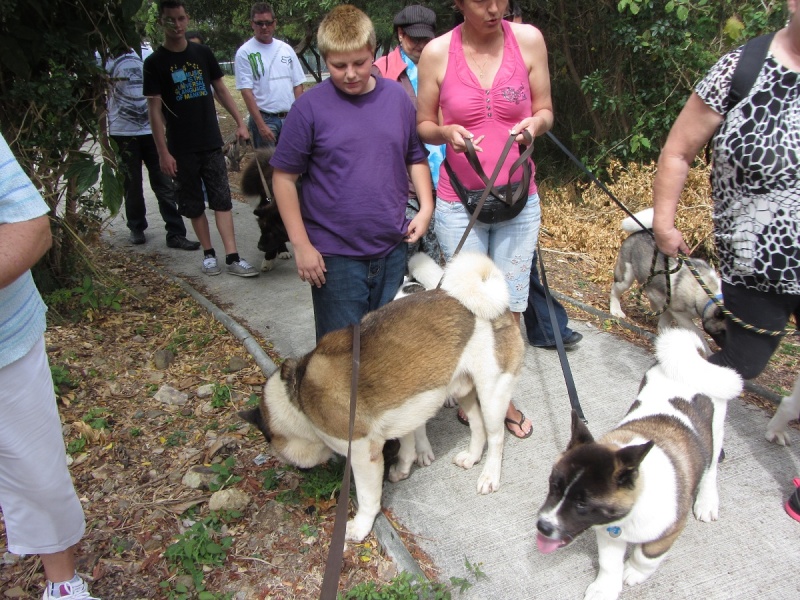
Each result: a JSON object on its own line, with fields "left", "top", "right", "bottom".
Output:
{"left": 146, "top": 96, "right": 177, "bottom": 177}
{"left": 272, "top": 168, "right": 326, "bottom": 287}
{"left": 240, "top": 88, "right": 273, "bottom": 144}
{"left": 0, "top": 215, "right": 51, "bottom": 289}
{"left": 406, "top": 162, "right": 433, "bottom": 243}
{"left": 210, "top": 78, "right": 251, "bottom": 144}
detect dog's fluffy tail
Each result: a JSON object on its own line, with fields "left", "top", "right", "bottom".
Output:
{"left": 407, "top": 253, "right": 444, "bottom": 290}
{"left": 621, "top": 207, "right": 654, "bottom": 233}
{"left": 655, "top": 329, "right": 743, "bottom": 402}
{"left": 241, "top": 147, "right": 275, "bottom": 198}
{"left": 440, "top": 252, "right": 509, "bottom": 321}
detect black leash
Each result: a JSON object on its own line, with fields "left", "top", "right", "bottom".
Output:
{"left": 537, "top": 247, "right": 586, "bottom": 423}
{"left": 319, "top": 322, "right": 360, "bottom": 599}
{"left": 545, "top": 131, "right": 789, "bottom": 338}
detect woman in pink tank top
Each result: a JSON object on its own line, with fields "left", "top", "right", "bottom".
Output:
{"left": 417, "top": 0, "right": 553, "bottom": 439}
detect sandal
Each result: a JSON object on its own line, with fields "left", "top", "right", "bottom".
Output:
{"left": 505, "top": 411, "right": 533, "bottom": 439}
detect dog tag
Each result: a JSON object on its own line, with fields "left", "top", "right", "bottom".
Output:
{"left": 606, "top": 526, "right": 621, "bottom": 538}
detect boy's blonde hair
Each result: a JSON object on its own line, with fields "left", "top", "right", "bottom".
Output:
{"left": 317, "top": 5, "right": 376, "bottom": 58}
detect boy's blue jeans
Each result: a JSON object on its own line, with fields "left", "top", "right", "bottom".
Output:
{"left": 311, "top": 243, "right": 407, "bottom": 343}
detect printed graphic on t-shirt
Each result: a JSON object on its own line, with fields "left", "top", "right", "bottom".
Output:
{"left": 109, "top": 54, "right": 149, "bottom": 129}
{"left": 248, "top": 52, "right": 265, "bottom": 80}
{"left": 169, "top": 62, "right": 209, "bottom": 101}
{"left": 501, "top": 85, "right": 527, "bottom": 105}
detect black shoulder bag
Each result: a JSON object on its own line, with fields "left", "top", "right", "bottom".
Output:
{"left": 444, "top": 130, "right": 535, "bottom": 224}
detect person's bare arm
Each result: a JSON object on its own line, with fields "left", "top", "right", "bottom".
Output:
{"left": 146, "top": 96, "right": 177, "bottom": 177}
{"left": 0, "top": 215, "right": 52, "bottom": 289}
{"left": 653, "top": 92, "right": 723, "bottom": 256}
{"left": 293, "top": 84, "right": 304, "bottom": 100}
{"left": 211, "top": 78, "right": 251, "bottom": 143}
{"left": 406, "top": 162, "right": 433, "bottom": 243}
{"left": 416, "top": 34, "right": 484, "bottom": 152}
{"left": 272, "top": 168, "right": 326, "bottom": 286}
{"left": 240, "top": 88, "right": 273, "bottom": 143}
{"left": 512, "top": 23, "right": 554, "bottom": 142}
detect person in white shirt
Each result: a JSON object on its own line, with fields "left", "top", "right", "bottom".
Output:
{"left": 234, "top": 2, "right": 306, "bottom": 148}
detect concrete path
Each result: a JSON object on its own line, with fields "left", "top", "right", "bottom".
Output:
{"left": 104, "top": 184, "right": 800, "bottom": 600}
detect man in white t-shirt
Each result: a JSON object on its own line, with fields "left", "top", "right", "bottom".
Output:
{"left": 235, "top": 3, "right": 306, "bottom": 148}
{"left": 106, "top": 44, "right": 199, "bottom": 249}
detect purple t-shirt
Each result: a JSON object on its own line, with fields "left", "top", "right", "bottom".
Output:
{"left": 270, "top": 77, "right": 427, "bottom": 258}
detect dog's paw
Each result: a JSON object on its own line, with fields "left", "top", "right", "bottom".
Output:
{"left": 476, "top": 470, "right": 500, "bottom": 495}
{"left": 388, "top": 463, "right": 411, "bottom": 483}
{"left": 693, "top": 492, "right": 719, "bottom": 522}
{"left": 260, "top": 258, "right": 276, "bottom": 272}
{"left": 622, "top": 562, "right": 650, "bottom": 586}
{"left": 442, "top": 395, "right": 458, "bottom": 408}
{"left": 345, "top": 517, "right": 373, "bottom": 542}
{"left": 277, "top": 250, "right": 293, "bottom": 260}
{"left": 610, "top": 307, "right": 626, "bottom": 319}
{"left": 765, "top": 426, "right": 791, "bottom": 446}
{"left": 415, "top": 447, "right": 435, "bottom": 467}
{"left": 453, "top": 450, "right": 478, "bottom": 470}
{"left": 584, "top": 580, "right": 621, "bottom": 600}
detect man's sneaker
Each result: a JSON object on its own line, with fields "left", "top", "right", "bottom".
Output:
{"left": 166, "top": 236, "right": 201, "bottom": 250}
{"left": 227, "top": 258, "right": 259, "bottom": 277}
{"left": 129, "top": 230, "right": 146, "bottom": 245}
{"left": 202, "top": 256, "right": 221, "bottom": 276}
{"left": 42, "top": 576, "right": 99, "bottom": 599}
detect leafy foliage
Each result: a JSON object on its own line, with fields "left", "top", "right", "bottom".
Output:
{"left": 0, "top": 0, "right": 140, "bottom": 289}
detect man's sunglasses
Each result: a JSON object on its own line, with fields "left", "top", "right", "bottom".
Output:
{"left": 253, "top": 19, "right": 275, "bottom": 27}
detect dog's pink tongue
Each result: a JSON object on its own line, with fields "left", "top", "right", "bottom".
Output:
{"left": 536, "top": 533, "right": 563, "bottom": 554}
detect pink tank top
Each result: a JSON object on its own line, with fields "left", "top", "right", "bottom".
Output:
{"left": 438, "top": 21, "right": 537, "bottom": 202}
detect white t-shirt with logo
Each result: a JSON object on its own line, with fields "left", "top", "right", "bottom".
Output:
{"left": 106, "top": 46, "right": 153, "bottom": 136}
{"left": 234, "top": 37, "right": 306, "bottom": 114}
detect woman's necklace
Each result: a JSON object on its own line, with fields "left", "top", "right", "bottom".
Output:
{"left": 463, "top": 31, "right": 496, "bottom": 80}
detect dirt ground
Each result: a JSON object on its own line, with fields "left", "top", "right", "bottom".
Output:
{"left": 1, "top": 77, "right": 796, "bottom": 599}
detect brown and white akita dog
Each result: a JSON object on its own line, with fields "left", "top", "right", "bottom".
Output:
{"left": 536, "top": 329, "right": 742, "bottom": 600}
{"left": 240, "top": 252, "right": 525, "bottom": 542}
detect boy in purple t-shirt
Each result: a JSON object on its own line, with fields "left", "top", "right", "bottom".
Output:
{"left": 271, "top": 5, "right": 433, "bottom": 341}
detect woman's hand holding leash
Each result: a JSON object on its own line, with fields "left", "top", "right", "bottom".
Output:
{"left": 510, "top": 117, "right": 539, "bottom": 144}
{"left": 654, "top": 227, "right": 690, "bottom": 259}
{"left": 444, "top": 124, "right": 485, "bottom": 153}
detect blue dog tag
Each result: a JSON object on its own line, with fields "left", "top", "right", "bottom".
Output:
{"left": 606, "top": 526, "right": 621, "bottom": 538}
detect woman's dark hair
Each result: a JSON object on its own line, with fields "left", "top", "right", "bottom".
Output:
{"left": 185, "top": 30, "right": 204, "bottom": 43}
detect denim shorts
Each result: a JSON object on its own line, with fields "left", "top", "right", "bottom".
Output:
{"left": 435, "top": 195, "right": 541, "bottom": 312}
{"left": 310, "top": 243, "right": 407, "bottom": 342}
{"left": 174, "top": 149, "right": 233, "bottom": 218}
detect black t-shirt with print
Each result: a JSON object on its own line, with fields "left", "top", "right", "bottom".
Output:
{"left": 143, "top": 43, "right": 224, "bottom": 155}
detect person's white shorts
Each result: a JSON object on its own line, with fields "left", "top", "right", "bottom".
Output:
{"left": 0, "top": 336, "right": 85, "bottom": 555}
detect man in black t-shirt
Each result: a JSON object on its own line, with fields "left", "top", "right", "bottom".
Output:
{"left": 144, "top": 0, "right": 258, "bottom": 277}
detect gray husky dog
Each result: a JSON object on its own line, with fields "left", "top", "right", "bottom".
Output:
{"left": 609, "top": 208, "right": 725, "bottom": 353}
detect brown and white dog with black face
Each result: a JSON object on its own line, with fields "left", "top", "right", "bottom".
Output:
{"left": 536, "top": 329, "right": 742, "bottom": 600}
{"left": 240, "top": 252, "right": 525, "bottom": 542}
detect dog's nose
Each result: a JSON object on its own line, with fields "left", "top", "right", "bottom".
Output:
{"left": 537, "top": 519, "right": 554, "bottom": 536}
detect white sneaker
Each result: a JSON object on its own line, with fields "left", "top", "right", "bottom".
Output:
{"left": 42, "top": 577, "right": 99, "bottom": 600}
{"left": 202, "top": 256, "right": 221, "bottom": 275}
{"left": 227, "top": 258, "right": 259, "bottom": 277}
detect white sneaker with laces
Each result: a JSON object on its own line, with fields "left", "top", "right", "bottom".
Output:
{"left": 227, "top": 258, "right": 259, "bottom": 277}
{"left": 202, "top": 256, "right": 221, "bottom": 275}
{"left": 42, "top": 577, "right": 99, "bottom": 600}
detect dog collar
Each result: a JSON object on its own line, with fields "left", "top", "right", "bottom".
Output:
{"left": 703, "top": 294, "right": 723, "bottom": 316}
{"left": 606, "top": 526, "right": 622, "bottom": 538}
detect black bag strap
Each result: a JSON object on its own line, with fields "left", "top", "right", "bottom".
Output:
{"left": 725, "top": 31, "right": 775, "bottom": 113}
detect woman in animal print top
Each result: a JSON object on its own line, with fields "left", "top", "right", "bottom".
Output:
{"left": 652, "top": 1, "right": 799, "bottom": 383}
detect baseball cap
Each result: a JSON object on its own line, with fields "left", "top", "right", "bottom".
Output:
{"left": 393, "top": 5, "right": 436, "bottom": 39}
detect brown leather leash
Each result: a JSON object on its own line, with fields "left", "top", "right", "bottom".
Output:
{"left": 444, "top": 130, "right": 534, "bottom": 276}
{"left": 319, "top": 322, "right": 360, "bottom": 599}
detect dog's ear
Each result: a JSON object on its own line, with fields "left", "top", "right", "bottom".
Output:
{"left": 280, "top": 358, "right": 298, "bottom": 381}
{"left": 567, "top": 410, "right": 594, "bottom": 450}
{"left": 238, "top": 408, "right": 272, "bottom": 443}
{"left": 613, "top": 440, "right": 654, "bottom": 489}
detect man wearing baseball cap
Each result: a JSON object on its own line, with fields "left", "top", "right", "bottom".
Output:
{"left": 373, "top": 5, "right": 445, "bottom": 265}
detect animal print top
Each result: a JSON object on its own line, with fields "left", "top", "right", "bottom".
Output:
{"left": 696, "top": 46, "right": 799, "bottom": 294}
